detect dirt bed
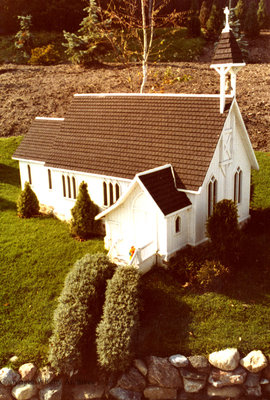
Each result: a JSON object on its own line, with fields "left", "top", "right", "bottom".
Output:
{"left": 0, "top": 34, "right": 269, "bottom": 151}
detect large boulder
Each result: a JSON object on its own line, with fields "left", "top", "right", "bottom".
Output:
{"left": 209, "top": 348, "right": 240, "bottom": 371}
{"left": 240, "top": 350, "right": 268, "bottom": 373}
{"left": 208, "top": 366, "right": 247, "bottom": 388}
{"left": 143, "top": 386, "right": 177, "bottom": 400}
{"left": 169, "top": 355, "right": 189, "bottom": 369}
{"left": 207, "top": 385, "right": 243, "bottom": 398}
{"left": 72, "top": 384, "right": 105, "bottom": 400}
{"left": 18, "top": 364, "right": 37, "bottom": 382}
{"left": 147, "top": 356, "right": 182, "bottom": 389}
{"left": 11, "top": 383, "right": 38, "bottom": 400}
{"left": 117, "top": 367, "right": 146, "bottom": 392}
{"left": 0, "top": 368, "right": 20, "bottom": 386}
{"left": 109, "top": 387, "right": 141, "bottom": 400}
{"left": 39, "top": 381, "right": 62, "bottom": 400}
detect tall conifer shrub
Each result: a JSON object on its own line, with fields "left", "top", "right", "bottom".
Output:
{"left": 96, "top": 266, "right": 140, "bottom": 373}
{"left": 17, "top": 182, "right": 39, "bottom": 218}
{"left": 48, "top": 253, "right": 116, "bottom": 377}
{"left": 71, "top": 181, "right": 100, "bottom": 239}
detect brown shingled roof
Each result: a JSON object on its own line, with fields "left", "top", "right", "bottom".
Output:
{"left": 14, "top": 95, "right": 232, "bottom": 192}
{"left": 212, "top": 31, "right": 244, "bottom": 65}
{"left": 138, "top": 167, "right": 191, "bottom": 215}
{"left": 13, "top": 118, "right": 63, "bottom": 162}
{"left": 46, "top": 95, "right": 232, "bottom": 191}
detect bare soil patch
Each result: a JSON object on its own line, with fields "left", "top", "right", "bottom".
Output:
{"left": 0, "top": 34, "right": 269, "bottom": 151}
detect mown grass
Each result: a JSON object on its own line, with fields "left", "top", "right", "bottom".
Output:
{"left": 0, "top": 137, "right": 105, "bottom": 366}
{"left": 139, "top": 151, "right": 270, "bottom": 358}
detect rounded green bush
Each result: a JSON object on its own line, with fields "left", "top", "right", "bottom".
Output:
{"left": 17, "top": 181, "right": 39, "bottom": 218}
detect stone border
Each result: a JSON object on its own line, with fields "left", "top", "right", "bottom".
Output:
{"left": 1, "top": 349, "right": 270, "bottom": 400}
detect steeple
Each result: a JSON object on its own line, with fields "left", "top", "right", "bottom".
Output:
{"left": 210, "top": 6, "right": 246, "bottom": 114}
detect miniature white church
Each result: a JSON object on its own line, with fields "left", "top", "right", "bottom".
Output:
{"left": 13, "top": 8, "right": 258, "bottom": 273}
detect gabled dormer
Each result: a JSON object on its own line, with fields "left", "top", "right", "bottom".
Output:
{"left": 211, "top": 7, "right": 246, "bottom": 114}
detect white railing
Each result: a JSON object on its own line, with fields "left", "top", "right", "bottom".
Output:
{"left": 129, "top": 241, "right": 156, "bottom": 266}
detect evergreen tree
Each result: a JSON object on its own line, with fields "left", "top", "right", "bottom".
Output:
{"left": 257, "top": 0, "right": 269, "bottom": 29}
{"left": 199, "top": 0, "right": 211, "bottom": 28}
{"left": 70, "top": 181, "right": 100, "bottom": 239}
{"left": 206, "top": 1, "right": 223, "bottom": 37}
{"left": 229, "top": 5, "right": 248, "bottom": 59}
{"left": 63, "top": 0, "right": 110, "bottom": 65}
{"left": 17, "top": 181, "right": 39, "bottom": 218}
{"left": 244, "top": 1, "right": 260, "bottom": 38}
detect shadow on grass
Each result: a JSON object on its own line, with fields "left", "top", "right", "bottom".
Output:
{"left": 138, "top": 270, "right": 192, "bottom": 357}
{"left": 0, "top": 164, "right": 20, "bottom": 186}
{"left": 0, "top": 196, "right": 16, "bottom": 211}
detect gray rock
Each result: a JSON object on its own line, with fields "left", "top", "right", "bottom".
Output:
{"left": 18, "top": 363, "right": 37, "bottom": 382}
{"left": 117, "top": 367, "right": 146, "bottom": 392}
{"left": 133, "top": 359, "right": 147, "bottom": 377}
{"left": 39, "top": 381, "right": 62, "bottom": 400}
{"left": 71, "top": 384, "right": 104, "bottom": 400}
{"left": 36, "top": 367, "right": 56, "bottom": 386}
{"left": 207, "top": 385, "right": 243, "bottom": 398}
{"left": 0, "top": 368, "right": 20, "bottom": 386}
{"left": 180, "top": 368, "right": 207, "bottom": 381}
{"left": 110, "top": 387, "right": 141, "bottom": 400}
{"left": 169, "top": 355, "right": 189, "bottom": 369}
{"left": 12, "top": 383, "right": 38, "bottom": 400}
{"left": 0, "top": 385, "right": 12, "bottom": 400}
{"left": 208, "top": 366, "right": 247, "bottom": 388}
{"left": 209, "top": 348, "right": 240, "bottom": 371}
{"left": 147, "top": 356, "right": 182, "bottom": 388}
{"left": 240, "top": 350, "right": 268, "bottom": 373}
{"left": 188, "top": 356, "right": 210, "bottom": 373}
{"left": 144, "top": 386, "right": 177, "bottom": 400}
{"left": 244, "top": 372, "right": 261, "bottom": 388}
{"left": 182, "top": 378, "right": 206, "bottom": 393}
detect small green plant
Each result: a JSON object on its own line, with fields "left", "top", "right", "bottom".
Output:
{"left": 96, "top": 266, "right": 140, "bottom": 373}
{"left": 206, "top": 199, "right": 240, "bottom": 266}
{"left": 71, "top": 181, "right": 100, "bottom": 240}
{"left": 196, "top": 260, "right": 229, "bottom": 291}
{"left": 17, "top": 182, "right": 39, "bottom": 218}
{"left": 29, "top": 44, "right": 60, "bottom": 65}
{"left": 14, "top": 15, "right": 33, "bottom": 59}
{"left": 48, "top": 253, "right": 116, "bottom": 377}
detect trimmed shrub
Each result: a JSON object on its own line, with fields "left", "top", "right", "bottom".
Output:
{"left": 196, "top": 260, "right": 229, "bottom": 291}
{"left": 71, "top": 181, "right": 100, "bottom": 240}
{"left": 48, "top": 253, "right": 116, "bottom": 377}
{"left": 17, "top": 182, "right": 39, "bottom": 218}
{"left": 29, "top": 44, "right": 60, "bottom": 65}
{"left": 96, "top": 266, "right": 140, "bottom": 373}
{"left": 206, "top": 199, "right": 240, "bottom": 265}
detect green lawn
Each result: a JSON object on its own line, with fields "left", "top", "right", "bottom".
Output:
{"left": 0, "top": 137, "right": 105, "bottom": 366}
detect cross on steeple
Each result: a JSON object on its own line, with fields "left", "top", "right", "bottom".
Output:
{"left": 222, "top": 6, "right": 231, "bottom": 33}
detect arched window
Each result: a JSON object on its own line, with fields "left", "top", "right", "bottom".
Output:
{"left": 175, "top": 216, "right": 181, "bottom": 233}
{"left": 208, "top": 176, "right": 217, "bottom": 217}
{"left": 67, "top": 176, "right": 71, "bottom": 198}
{"left": 48, "top": 169, "right": 52, "bottom": 189}
{"left": 62, "top": 175, "right": 66, "bottom": 197}
{"left": 234, "top": 167, "right": 242, "bottom": 203}
{"left": 115, "top": 183, "right": 120, "bottom": 201}
{"left": 109, "top": 182, "right": 114, "bottom": 206}
{"left": 103, "top": 182, "right": 108, "bottom": 206}
{"left": 72, "top": 177, "right": 76, "bottom": 199}
{"left": 27, "top": 165, "right": 32, "bottom": 185}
